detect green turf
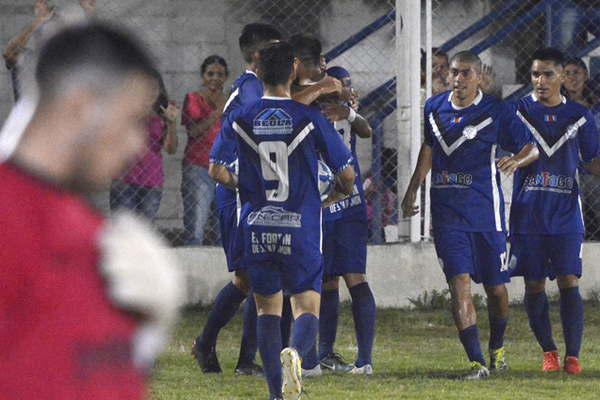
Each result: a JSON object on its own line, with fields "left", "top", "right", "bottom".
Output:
{"left": 150, "top": 302, "right": 600, "bottom": 399}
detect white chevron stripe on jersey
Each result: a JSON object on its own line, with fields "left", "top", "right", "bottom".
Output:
{"left": 517, "top": 110, "right": 586, "bottom": 157}
{"left": 429, "top": 113, "right": 493, "bottom": 156}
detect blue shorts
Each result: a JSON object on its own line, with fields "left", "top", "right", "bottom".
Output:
{"left": 247, "top": 260, "right": 323, "bottom": 296}
{"left": 508, "top": 234, "right": 583, "bottom": 281}
{"left": 218, "top": 203, "right": 244, "bottom": 272}
{"left": 433, "top": 228, "right": 509, "bottom": 286}
{"left": 323, "top": 216, "right": 367, "bottom": 279}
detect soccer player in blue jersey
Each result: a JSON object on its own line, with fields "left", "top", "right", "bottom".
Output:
{"left": 402, "top": 51, "right": 539, "bottom": 379}
{"left": 509, "top": 48, "right": 600, "bottom": 375}
{"left": 196, "top": 24, "right": 347, "bottom": 376}
{"left": 211, "top": 41, "right": 356, "bottom": 400}
{"left": 289, "top": 35, "right": 376, "bottom": 376}
{"left": 193, "top": 23, "right": 282, "bottom": 376}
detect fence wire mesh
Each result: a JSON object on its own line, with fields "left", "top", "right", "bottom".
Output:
{"left": 428, "top": 0, "right": 600, "bottom": 240}
{"left": 5, "top": 0, "right": 600, "bottom": 244}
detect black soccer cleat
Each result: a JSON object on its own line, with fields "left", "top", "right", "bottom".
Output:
{"left": 234, "top": 361, "right": 264, "bottom": 376}
{"left": 191, "top": 338, "right": 222, "bottom": 373}
{"left": 320, "top": 352, "right": 354, "bottom": 373}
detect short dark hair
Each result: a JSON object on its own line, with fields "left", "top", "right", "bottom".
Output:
{"left": 201, "top": 54, "right": 228, "bottom": 76}
{"left": 289, "top": 34, "right": 322, "bottom": 67}
{"left": 450, "top": 50, "right": 482, "bottom": 73}
{"left": 432, "top": 47, "right": 448, "bottom": 61}
{"left": 257, "top": 42, "right": 294, "bottom": 87}
{"left": 35, "top": 22, "right": 156, "bottom": 101}
{"left": 531, "top": 47, "right": 565, "bottom": 67}
{"left": 238, "top": 23, "right": 282, "bottom": 63}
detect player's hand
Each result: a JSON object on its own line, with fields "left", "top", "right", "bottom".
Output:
{"left": 350, "top": 89, "right": 360, "bottom": 111}
{"left": 160, "top": 101, "right": 180, "bottom": 124}
{"left": 79, "top": 0, "right": 96, "bottom": 15}
{"left": 480, "top": 64, "right": 495, "bottom": 93}
{"left": 321, "top": 103, "right": 350, "bottom": 122}
{"left": 340, "top": 87, "right": 353, "bottom": 102}
{"left": 317, "top": 75, "right": 343, "bottom": 95}
{"left": 401, "top": 189, "right": 419, "bottom": 217}
{"left": 496, "top": 156, "right": 520, "bottom": 175}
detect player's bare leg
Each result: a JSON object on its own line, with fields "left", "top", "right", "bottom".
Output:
{"left": 449, "top": 274, "right": 489, "bottom": 379}
{"left": 484, "top": 284, "right": 509, "bottom": 371}
{"left": 557, "top": 275, "right": 583, "bottom": 374}
{"left": 524, "top": 279, "right": 560, "bottom": 372}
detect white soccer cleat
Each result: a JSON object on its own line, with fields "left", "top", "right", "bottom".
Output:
{"left": 280, "top": 347, "right": 302, "bottom": 400}
{"left": 301, "top": 364, "right": 322, "bottom": 378}
{"left": 349, "top": 364, "right": 373, "bottom": 375}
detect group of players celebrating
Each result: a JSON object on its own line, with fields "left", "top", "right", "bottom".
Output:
{"left": 192, "top": 22, "right": 600, "bottom": 400}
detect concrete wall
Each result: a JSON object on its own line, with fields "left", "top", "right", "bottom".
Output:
{"left": 176, "top": 242, "right": 600, "bottom": 307}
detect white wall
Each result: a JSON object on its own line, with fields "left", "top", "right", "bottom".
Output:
{"left": 176, "top": 242, "right": 600, "bottom": 307}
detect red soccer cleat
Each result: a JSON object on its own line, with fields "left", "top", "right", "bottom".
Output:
{"left": 564, "top": 356, "right": 582, "bottom": 375}
{"left": 542, "top": 351, "right": 560, "bottom": 372}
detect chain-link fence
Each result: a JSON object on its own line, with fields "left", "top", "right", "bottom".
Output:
{"left": 426, "top": 0, "right": 600, "bottom": 240}
{"left": 0, "top": 0, "right": 399, "bottom": 246}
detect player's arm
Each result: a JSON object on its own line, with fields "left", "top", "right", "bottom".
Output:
{"left": 291, "top": 75, "right": 343, "bottom": 105}
{"left": 321, "top": 103, "right": 372, "bottom": 138}
{"left": 208, "top": 114, "right": 238, "bottom": 189}
{"left": 496, "top": 144, "right": 539, "bottom": 174}
{"left": 579, "top": 110, "right": 600, "bottom": 176}
{"left": 401, "top": 143, "right": 432, "bottom": 218}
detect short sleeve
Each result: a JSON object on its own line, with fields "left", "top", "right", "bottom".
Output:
{"left": 181, "top": 93, "right": 212, "bottom": 128}
{"left": 423, "top": 99, "right": 434, "bottom": 147}
{"left": 313, "top": 112, "right": 353, "bottom": 173}
{"left": 209, "top": 111, "right": 238, "bottom": 166}
{"left": 497, "top": 101, "right": 534, "bottom": 154}
{"left": 578, "top": 109, "right": 600, "bottom": 163}
{"left": 239, "top": 78, "right": 263, "bottom": 107}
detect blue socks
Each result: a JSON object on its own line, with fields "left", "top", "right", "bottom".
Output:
{"left": 560, "top": 287, "right": 583, "bottom": 357}
{"left": 458, "top": 325, "right": 486, "bottom": 365}
{"left": 238, "top": 294, "right": 257, "bottom": 366}
{"left": 290, "top": 313, "right": 319, "bottom": 361}
{"left": 200, "top": 282, "right": 246, "bottom": 348}
{"left": 488, "top": 316, "right": 507, "bottom": 350}
{"left": 524, "top": 291, "right": 557, "bottom": 352}
{"left": 349, "top": 282, "right": 376, "bottom": 367}
{"left": 257, "top": 315, "right": 282, "bottom": 398}
{"left": 281, "top": 295, "right": 293, "bottom": 348}
{"left": 318, "top": 288, "right": 340, "bottom": 360}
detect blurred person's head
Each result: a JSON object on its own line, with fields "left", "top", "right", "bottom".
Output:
{"left": 257, "top": 41, "right": 297, "bottom": 90}
{"left": 530, "top": 47, "right": 565, "bottom": 105}
{"left": 449, "top": 51, "right": 482, "bottom": 104}
{"left": 432, "top": 47, "right": 449, "bottom": 79}
{"left": 200, "top": 55, "right": 228, "bottom": 93}
{"left": 239, "top": 23, "right": 282, "bottom": 65}
{"left": 16, "top": 22, "right": 157, "bottom": 192}
{"left": 289, "top": 34, "right": 323, "bottom": 82}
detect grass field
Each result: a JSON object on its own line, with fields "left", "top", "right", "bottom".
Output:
{"left": 151, "top": 301, "right": 600, "bottom": 399}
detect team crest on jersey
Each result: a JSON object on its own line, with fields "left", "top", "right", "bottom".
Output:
{"left": 544, "top": 114, "right": 557, "bottom": 122}
{"left": 451, "top": 116, "right": 463, "bottom": 124}
{"left": 253, "top": 108, "right": 293, "bottom": 135}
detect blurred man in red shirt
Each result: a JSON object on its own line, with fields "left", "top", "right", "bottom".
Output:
{"left": 0, "top": 22, "right": 181, "bottom": 399}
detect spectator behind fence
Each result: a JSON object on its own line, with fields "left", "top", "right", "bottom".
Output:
{"left": 563, "top": 57, "right": 597, "bottom": 108}
{"left": 110, "top": 70, "right": 179, "bottom": 221}
{"left": 2, "top": 0, "right": 95, "bottom": 102}
{"left": 552, "top": 0, "right": 600, "bottom": 53}
{"left": 181, "top": 55, "right": 228, "bottom": 245}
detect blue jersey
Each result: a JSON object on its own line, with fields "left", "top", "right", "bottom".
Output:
{"left": 510, "top": 94, "right": 600, "bottom": 235}
{"left": 424, "top": 90, "right": 532, "bottom": 232}
{"left": 322, "top": 119, "right": 366, "bottom": 222}
{"left": 210, "top": 70, "right": 263, "bottom": 209}
{"left": 212, "top": 96, "right": 353, "bottom": 265}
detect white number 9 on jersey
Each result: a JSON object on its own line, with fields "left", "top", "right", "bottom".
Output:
{"left": 258, "top": 141, "right": 289, "bottom": 202}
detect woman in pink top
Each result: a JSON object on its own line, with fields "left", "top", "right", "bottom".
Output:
{"left": 181, "top": 55, "right": 228, "bottom": 245}
{"left": 110, "top": 71, "right": 178, "bottom": 220}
